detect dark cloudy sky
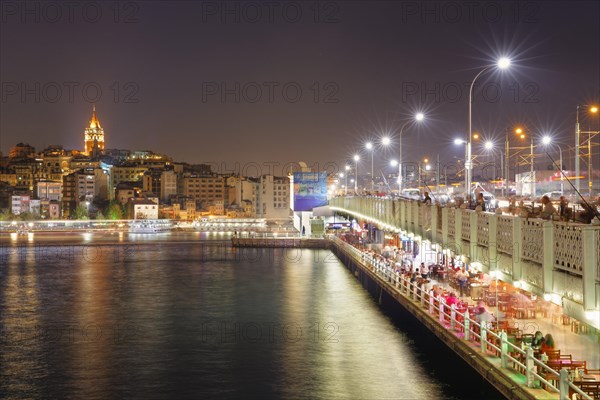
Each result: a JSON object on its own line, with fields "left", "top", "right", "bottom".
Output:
{"left": 1, "top": 0, "right": 598, "bottom": 173}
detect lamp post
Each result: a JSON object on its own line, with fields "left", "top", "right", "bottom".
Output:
{"left": 575, "top": 105, "right": 599, "bottom": 193}
{"left": 484, "top": 141, "right": 504, "bottom": 196}
{"left": 529, "top": 135, "right": 535, "bottom": 198}
{"left": 398, "top": 113, "right": 425, "bottom": 194}
{"left": 466, "top": 58, "right": 511, "bottom": 204}
{"left": 381, "top": 136, "right": 391, "bottom": 193}
{"left": 390, "top": 160, "right": 399, "bottom": 193}
{"left": 345, "top": 165, "right": 350, "bottom": 195}
{"left": 420, "top": 158, "right": 430, "bottom": 187}
{"left": 353, "top": 154, "right": 360, "bottom": 194}
{"left": 542, "top": 136, "right": 564, "bottom": 194}
{"left": 365, "top": 142, "right": 374, "bottom": 192}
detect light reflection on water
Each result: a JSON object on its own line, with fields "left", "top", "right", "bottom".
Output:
{"left": 0, "top": 237, "right": 503, "bottom": 399}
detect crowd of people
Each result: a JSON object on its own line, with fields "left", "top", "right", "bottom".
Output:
{"left": 504, "top": 194, "right": 600, "bottom": 223}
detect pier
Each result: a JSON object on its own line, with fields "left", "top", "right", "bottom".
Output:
{"left": 231, "top": 236, "right": 330, "bottom": 249}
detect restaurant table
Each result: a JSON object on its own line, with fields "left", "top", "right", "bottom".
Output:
{"left": 569, "top": 373, "right": 600, "bottom": 399}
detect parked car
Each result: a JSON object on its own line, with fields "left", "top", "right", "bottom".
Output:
{"left": 432, "top": 193, "right": 450, "bottom": 205}
{"left": 401, "top": 188, "right": 421, "bottom": 200}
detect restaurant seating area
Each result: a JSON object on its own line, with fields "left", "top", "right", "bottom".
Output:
{"left": 344, "top": 238, "right": 600, "bottom": 398}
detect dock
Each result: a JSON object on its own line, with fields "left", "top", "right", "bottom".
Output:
{"left": 231, "top": 236, "right": 330, "bottom": 249}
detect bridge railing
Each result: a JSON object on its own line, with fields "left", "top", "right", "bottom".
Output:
{"left": 329, "top": 196, "right": 600, "bottom": 322}
{"left": 331, "top": 236, "right": 594, "bottom": 400}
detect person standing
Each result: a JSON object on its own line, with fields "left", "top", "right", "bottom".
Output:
{"left": 423, "top": 192, "right": 432, "bottom": 205}
{"left": 476, "top": 192, "right": 486, "bottom": 211}
{"left": 559, "top": 196, "right": 569, "bottom": 221}
{"left": 455, "top": 267, "right": 469, "bottom": 297}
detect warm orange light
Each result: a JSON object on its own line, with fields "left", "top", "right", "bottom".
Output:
{"left": 515, "top": 128, "right": 523, "bottom": 134}
{"left": 591, "top": 106, "right": 599, "bottom": 113}
{"left": 473, "top": 133, "right": 479, "bottom": 140}
{"left": 423, "top": 158, "right": 429, "bottom": 163}
{"left": 520, "top": 134, "right": 526, "bottom": 139}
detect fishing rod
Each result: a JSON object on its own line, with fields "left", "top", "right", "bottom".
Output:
{"left": 545, "top": 151, "right": 600, "bottom": 220}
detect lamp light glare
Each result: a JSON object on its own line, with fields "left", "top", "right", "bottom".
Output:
{"left": 497, "top": 57, "right": 511, "bottom": 69}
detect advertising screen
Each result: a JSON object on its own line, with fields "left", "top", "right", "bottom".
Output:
{"left": 293, "top": 172, "right": 328, "bottom": 211}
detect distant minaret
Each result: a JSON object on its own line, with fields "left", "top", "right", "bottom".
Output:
{"left": 84, "top": 105, "right": 105, "bottom": 155}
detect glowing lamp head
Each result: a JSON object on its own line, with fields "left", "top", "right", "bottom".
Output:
{"left": 365, "top": 142, "right": 373, "bottom": 150}
{"left": 542, "top": 136, "right": 552, "bottom": 145}
{"left": 515, "top": 128, "right": 523, "bottom": 134}
{"left": 454, "top": 138, "right": 464, "bottom": 145}
{"left": 415, "top": 113, "right": 425, "bottom": 121}
{"left": 484, "top": 141, "right": 494, "bottom": 150}
{"left": 353, "top": 154, "right": 360, "bottom": 162}
{"left": 497, "top": 57, "right": 511, "bottom": 69}
{"left": 472, "top": 133, "right": 480, "bottom": 140}
{"left": 390, "top": 160, "right": 398, "bottom": 167}
{"left": 345, "top": 165, "right": 350, "bottom": 171}
{"left": 382, "top": 136, "right": 391, "bottom": 146}
{"left": 591, "top": 106, "right": 599, "bottom": 113}
{"left": 520, "top": 134, "right": 526, "bottom": 140}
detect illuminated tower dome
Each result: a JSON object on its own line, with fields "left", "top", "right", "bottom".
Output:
{"left": 84, "top": 105, "right": 105, "bottom": 155}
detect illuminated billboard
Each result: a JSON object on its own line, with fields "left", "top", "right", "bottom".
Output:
{"left": 293, "top": 172, "right": 328, "bottom": 211}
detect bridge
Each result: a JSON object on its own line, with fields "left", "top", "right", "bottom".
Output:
{"left": 329, "top": 196, "right": 600, "bottom": 330}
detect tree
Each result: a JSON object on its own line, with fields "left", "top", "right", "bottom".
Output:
{"left": 19, "top": 212, "right": 36, "bottom": 221}
{"left": 72, "top": 204, "right": 89, "bottom": 220}
{"left": 0, "top": 209, "right": 14, "bottom": 221}
{"left": 106, "top": 201, "right": 123, "bottom": 220}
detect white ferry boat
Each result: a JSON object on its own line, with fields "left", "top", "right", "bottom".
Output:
{"left": 128, "top": 219, "right": 172, "bottom": 234}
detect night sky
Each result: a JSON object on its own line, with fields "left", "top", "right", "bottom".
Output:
{"left": 1, "top": 0, "right": 598, "bottom": 174}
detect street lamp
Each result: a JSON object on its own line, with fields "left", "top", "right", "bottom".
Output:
{"left": 466, "top": 58, "right": 511, "bottom": 204}
{"left": 542, "top": 135, "right": 564, "bottom": 194}
{"left": 344, "top": 165, "right": 351, "bottom": 195}
{"left": 484, "top": 141, "right": 505, "bottom": 196}
{"left": 365, "top": 141, "right": 374, "bottom": 192}
{"left": 398, "top": 113, "right": 425, "bottom": 194}
{"left": 575, "top": 105, "right": 599, "bottom": 195}
{"left": 353, "top": 154, "right": 360, "bottom": 193}
{"left": 505, "top": 127, "right": 527, "bottom": 197}
{"left": 339, "top": 172, "right": 347, "bottom": 195}
{"left": 389, "top": 159, "right": 399, "bottom": 192}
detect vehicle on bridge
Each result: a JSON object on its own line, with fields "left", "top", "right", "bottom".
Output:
{"left": 401, "top": 188, "right": 421, "bottom": 200}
